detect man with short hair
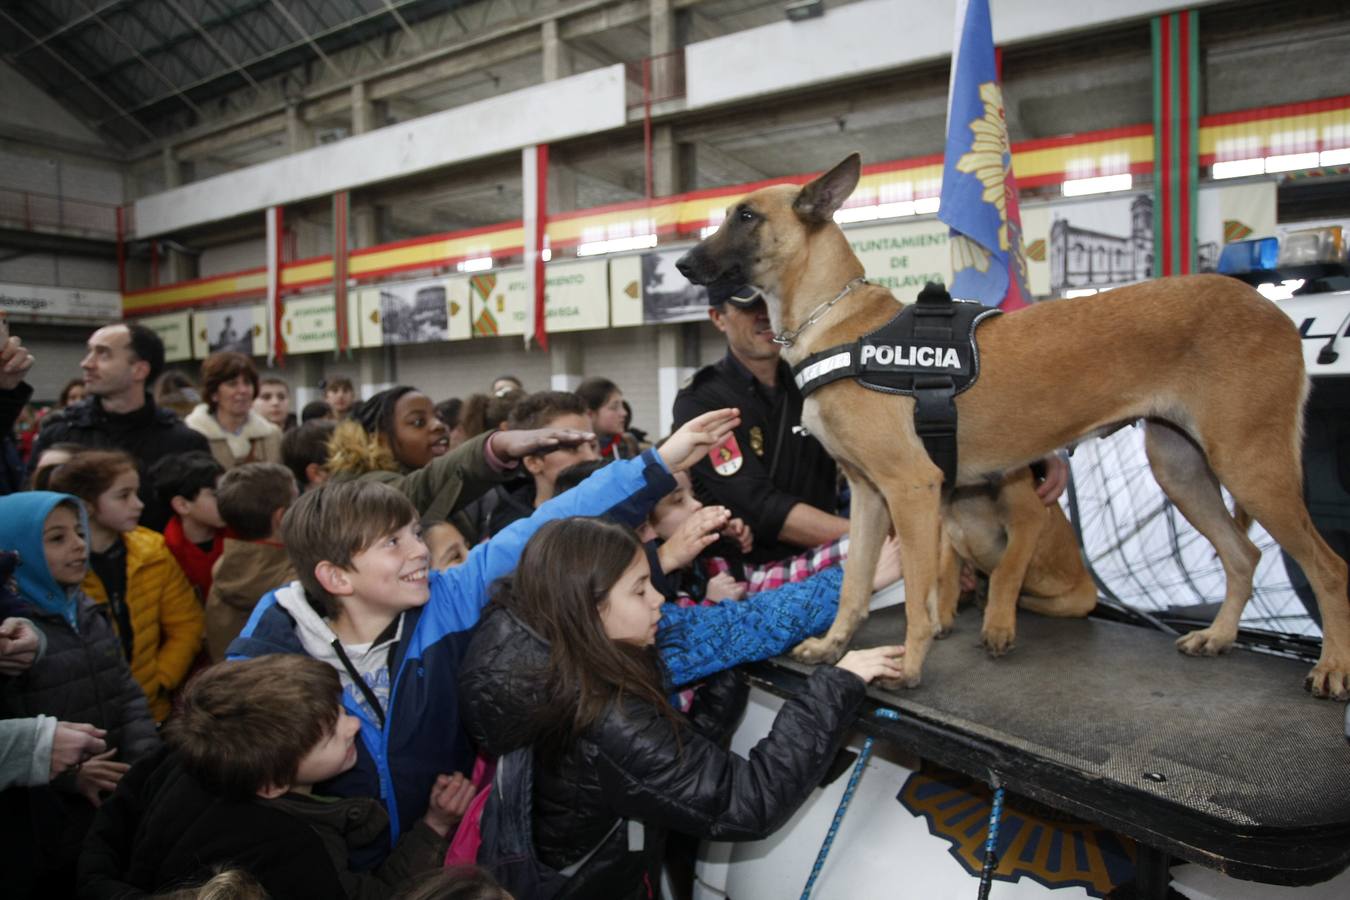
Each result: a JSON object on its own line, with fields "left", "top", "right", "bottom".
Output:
{"left": 673, "top": 284, "right": 847, "bottom": 563}
{"left": 29, "top": 322, "right": 210, "bottom": 531}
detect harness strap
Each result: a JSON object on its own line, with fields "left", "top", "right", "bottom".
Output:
{"left": 913, "top": 376, "right": 959, "bottom": 487}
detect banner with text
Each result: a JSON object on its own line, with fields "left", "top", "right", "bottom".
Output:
{"left": 138, "top": 311, "right": 193, "bottom": 362}
{"left": 0, "top": 283, "right": 122, "bottom": 322}
{"left": 281, "top": 294, "right": 338, "bottom": 355}
{"left": 847, "top": 220, "right": 952, "bottom": 303}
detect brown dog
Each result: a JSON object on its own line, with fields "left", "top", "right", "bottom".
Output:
{"left": 676, "top": 153, "right": 1350, "bottom": 699}
{"left": 938, "top": 467, "right": 1098, "bottom": 655}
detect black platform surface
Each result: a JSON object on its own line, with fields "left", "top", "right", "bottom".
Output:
{"left": 751, "top": 606, "right": 1350, "bottom": 886}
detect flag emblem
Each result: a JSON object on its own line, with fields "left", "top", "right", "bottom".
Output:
{"left": 712, "top": 434, "right": 743, "bottom": 476}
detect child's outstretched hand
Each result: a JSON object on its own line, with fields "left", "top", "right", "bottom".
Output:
{"left": 721, "top": 517, "right": 754, "bottom": 555}
{"left": 657, "top": 505, "right": 730, "bottom": 574}
{"left": 658, "top": 409, "right": 741, "bottom": 472}
{"left": 705, "top": 571, "right": 746, "bottom": 603}
{"left": 0, "top": 617, "right": 41, "bottom": 675}
{"left": 422, "top": 771, "right": 477, "bottom": 837}
{"left": 73, "top": 749, "right": 129, "bottom": 808}
{"left": 871, "top": 536, "right": 904, "bottom": 591}
{"left": 835, "top": 645, "right": 906, "bottom": 684}
{"left": 490, "top": 427, "right": 596, "bottom": 462}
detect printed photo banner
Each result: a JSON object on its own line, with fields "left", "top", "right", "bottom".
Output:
{"left": 1019, "top": 180, "right": 1276, "bottom": 297}
{"left": 192, "top": 304, "right": 267, "bottom": 359}
{"left": 359, "top": 277, "right": 470, "bottom": 348}
{"left": 137, "top": 310, "right": 193, "bottom": 362}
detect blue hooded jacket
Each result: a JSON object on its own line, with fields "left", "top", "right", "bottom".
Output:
{"left": 228, "top": 450, "right": 676, "bottom": 866}
{"left": 0, "top": 491, "right": 90, "bottom": 628}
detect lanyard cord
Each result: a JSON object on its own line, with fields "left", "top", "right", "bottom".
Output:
{"left": 331, "top": 638, "right": 386, "bottom": 728}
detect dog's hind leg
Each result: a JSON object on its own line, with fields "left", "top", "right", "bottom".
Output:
{"left": 1205, "top": 430, "right": 1350, "bottom": 699}
{"left": 936, "top": 526, "right": 961, "bottom": 638}
{"left": 791, "top": 466, "right": 890, "bottom": 665}
{"left": 1144, "top": 421, "right": 1261, "bottom": 657}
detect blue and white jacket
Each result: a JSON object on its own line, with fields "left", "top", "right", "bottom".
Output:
{"left": 227, "top": 450, "right": 676, "bottom": 866}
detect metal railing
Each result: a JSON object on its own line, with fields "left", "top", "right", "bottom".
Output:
{"left": 0, "top": 187, "right": 125, "bottom": 239}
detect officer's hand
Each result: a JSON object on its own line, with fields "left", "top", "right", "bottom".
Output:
{"left": 658, "top": 506, "right": 731, "bottom": 574}
{"left": 659, "top": 408, "right": 741, "bottom": 472}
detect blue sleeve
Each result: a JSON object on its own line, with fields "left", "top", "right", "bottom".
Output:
{"left": 656, "top": 565, "right": 844, "bottom": 687}
{"left": 424, "top": 449, "right": 677, "bottom": 634}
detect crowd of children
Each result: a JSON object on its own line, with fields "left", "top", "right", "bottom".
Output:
{"left": 0, "top": 325, "right": 909, "bottom": 900}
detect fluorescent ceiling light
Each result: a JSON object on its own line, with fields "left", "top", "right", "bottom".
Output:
{"left": 1320, "top": 148, "right": 1350, "bottom": 167}
{"left": 1212, "top": 158, "right": 1265, "bottom": 179}
{"left": 914, "top": 197, "right": 941, "bottom": 215}
{"left": 575, "top": 234, "right": 658, "bottom": 257}
{"left": 1263, "top": 152, "right": 1320, "bottom": 173}
{"left": 833, "top": 206, "right": 879, "bottom": 224}
{"left": 457, "top": 256, "right": 493, "bottom": 273}
{"left": 1063, "top": 288, "right": 1099, "bottom": 298}
{"left": 1062, "top": 174, "right": 1133, "bottom": 197}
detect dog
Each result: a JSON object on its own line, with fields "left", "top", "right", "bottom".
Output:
{"left": 676, "top": 153, "right": 1350, "bottom": 699}
{"left": 937, "top": 466, "right": 1098, "bottom": 655}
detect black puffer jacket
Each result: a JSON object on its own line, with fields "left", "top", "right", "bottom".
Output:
{"left": 28, "top": 395, "right": 209, "bottom": 531}
{"left": 0, "top": 594, "right": 160, "bottom": 898}
{"left": 459, "top": 604, "right": 866, "bottom": 900}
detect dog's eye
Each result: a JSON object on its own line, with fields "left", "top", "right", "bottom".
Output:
{"left": 738, "top": 208, "right": 756, "bottom": 223}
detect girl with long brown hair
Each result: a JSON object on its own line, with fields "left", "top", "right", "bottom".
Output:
{"left": 461, "top": 516, "right": 904, "bottom": 899}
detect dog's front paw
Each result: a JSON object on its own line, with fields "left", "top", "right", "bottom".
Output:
{"left": 981, "top": 625, "right": 1016, "bottom": 658}
{"left": 1305, "top": 661, "right": 1350, "bottom": 700}
{"left": 1175, "top": 628, "right": 1234, "bottom": 657}
{"left": 791, "top": 635, "right": 845, "bottom": 665}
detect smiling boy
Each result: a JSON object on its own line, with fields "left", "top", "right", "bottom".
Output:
{"left": 227, "top": 408, "right": 738, "bottom": 868}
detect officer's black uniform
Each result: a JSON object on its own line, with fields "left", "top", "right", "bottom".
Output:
{"left": 672, "top": 352, "right": 839, "bottom": 564}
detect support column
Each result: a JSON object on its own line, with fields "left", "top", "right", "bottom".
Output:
{"left": 1152, "top": 10, "right": 1200, "bottom": 277}
{"left": 652, "top": 125, "right": 681, "bottom": 198}
{"left": 549, "top": 334, "right": 584, "bottom": 391}
{"left": 285, "top": 104, "right": 313, "bottom": 152}
{"left": 161, "top": 146, "right": 182, "bottom": 189}
{"left": 657, "top": 322, "right": 700, "bottom": 438}
{"left": 160, "top": 147, "right": 195, "bottom": 283}
{"left": 542, "top": 18, "right": 571, "bottom": 81}
{"left": 350, "top": 83, "right": 382, "bottom": 249}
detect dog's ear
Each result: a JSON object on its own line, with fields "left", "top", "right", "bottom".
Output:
{"left": 794, "top": 154, "right": 862, "bottom": 225}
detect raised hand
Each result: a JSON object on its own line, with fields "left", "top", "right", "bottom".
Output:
{"left": 490, "top": 427, "right": 597, "bottom": 461}
{"left": 658, "top": 408, "right": 741, "bottom": 473}
{"left": 657, "top": 505, "right": 731, "bottom": 573}
{"left": 0, "top": 618, "right": 41, "bottom": 675}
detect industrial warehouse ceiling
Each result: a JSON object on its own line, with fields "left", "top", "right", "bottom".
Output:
{"left": 0, "top": 0, "right": 484, "bottom": 146}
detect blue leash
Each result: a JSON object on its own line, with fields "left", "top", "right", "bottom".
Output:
{"left": 799, "top": 708, "right": 901, "bottom": 900}
{"left": 977, "top": 782, "right": 1007, "bottom": 899}
{"left": 798, "top": 706, "right": 1007, "bottom": 900}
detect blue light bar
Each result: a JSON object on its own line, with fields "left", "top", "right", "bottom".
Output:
{"left": 1217, "top": 237, "right": 1280, "bottom": 275}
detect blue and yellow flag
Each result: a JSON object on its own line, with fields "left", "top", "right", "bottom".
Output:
{"left": 938, "top": 0, "right": 1030, "bottom": 310}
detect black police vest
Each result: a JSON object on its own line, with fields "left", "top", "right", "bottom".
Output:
{"left": 789, "top": 282, "right": 1000, "bottom": 488}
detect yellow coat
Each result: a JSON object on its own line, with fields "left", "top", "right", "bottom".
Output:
{"left": 82, "top": 526, "right": 205, "bottom": 722}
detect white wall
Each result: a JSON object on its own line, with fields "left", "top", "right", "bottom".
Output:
{"left": 687, "top": 0, "right": 1223, "bottom": 109}
{"left": 136, "top": 66, "right": 629, "bottom": 237}
{"left": 200, "top": 238, "right": 267, "bottom": 278}
{"left": 21, "top": 335, "right": 91, "bottom": 402}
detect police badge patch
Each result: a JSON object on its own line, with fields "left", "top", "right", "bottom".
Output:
{"left": 712, "top": 434, "right": 744, "bottom": 476}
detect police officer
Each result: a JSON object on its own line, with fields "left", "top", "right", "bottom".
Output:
{"left": 672, "top": 282, "right": 848, "bottom": 564}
